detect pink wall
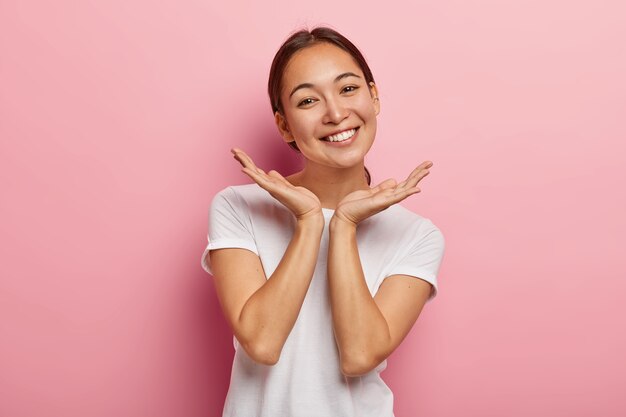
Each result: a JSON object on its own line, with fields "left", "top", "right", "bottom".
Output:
{"left": 1, "top": 0, "right": 625, "bottom": 416}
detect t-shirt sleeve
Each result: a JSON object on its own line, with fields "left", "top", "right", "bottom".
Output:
{"left": 385, "top": 220, "right": 445, "bottom": 302}
{"left": 200, "top": 187, "right": 259, "bottom": 275}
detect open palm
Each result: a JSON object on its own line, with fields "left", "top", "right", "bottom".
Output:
{"left": 231, "top": 148, "right": 322, "bottom": 220}
{"left": 334, "top": 161, "right": 433, "bottom": 226}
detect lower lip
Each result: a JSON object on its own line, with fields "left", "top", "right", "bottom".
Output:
{"left": 322, "top": 128, "right": 359, "bottom": 147}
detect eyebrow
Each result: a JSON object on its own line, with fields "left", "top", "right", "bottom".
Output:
{"left": 288, "top": 72, "right": 362, "bottom": 98}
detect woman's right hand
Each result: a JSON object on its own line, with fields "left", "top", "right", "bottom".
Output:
{"left": 231, "top": 148, "right": 322, "bottom": 221}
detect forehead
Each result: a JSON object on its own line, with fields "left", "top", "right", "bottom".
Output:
{"left": 282, "top": 42, "right": 364, "bottom": 88}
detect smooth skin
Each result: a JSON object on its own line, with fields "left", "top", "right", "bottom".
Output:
{"left": 208, "top": 42, "right": 434, "bottom": 376}
{"left": 210, "top": 150, "right": 324, "bottom": 365}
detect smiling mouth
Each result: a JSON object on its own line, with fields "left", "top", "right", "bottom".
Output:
{"left": 320, "top": 127, "right": 359, "bottom": 142}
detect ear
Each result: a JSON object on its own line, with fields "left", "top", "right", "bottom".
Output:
{"left": 274, "top": 111, "right": 295, "bottom": 143}
{"left": 369, "top": 82, "right": 380, "bottom": 116}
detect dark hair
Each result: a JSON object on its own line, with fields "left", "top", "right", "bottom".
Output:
{"left": 268, "top": 26, "right": 374, "bottom": 185}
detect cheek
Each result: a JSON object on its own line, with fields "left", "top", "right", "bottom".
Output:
{"left": 354, "top": 95, "right": 378, "bottom": 116}
{"left": 287, "top": 113, "right": 319, "bottom": 137}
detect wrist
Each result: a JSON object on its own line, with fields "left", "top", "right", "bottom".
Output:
{"left": 329, "top": 215, "right": 358, "bottom": 234}
{"left": 296, "top": 211, "right": 325, "bottom": 231}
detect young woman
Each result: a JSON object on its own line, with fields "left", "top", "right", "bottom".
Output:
{"left": 201, "top": 26, "right": 445, "bottom": 417}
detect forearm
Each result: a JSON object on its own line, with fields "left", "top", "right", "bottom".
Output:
{"left": 238, "top": 215, "right": 324, "bottom": 364}
{"left": 328, "top": 217, "right": 392, "bottom": 376}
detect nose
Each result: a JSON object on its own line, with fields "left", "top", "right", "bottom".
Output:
{"left": 322, "top": 96, "right": 349, "bottom": 124}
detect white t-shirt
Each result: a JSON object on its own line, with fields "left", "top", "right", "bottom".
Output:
{"left": 201, "top": 184, "right": 445, "bottom": 417}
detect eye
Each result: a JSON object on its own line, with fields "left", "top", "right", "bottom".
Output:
{"left": 297, "top": 97, "right": 317, "bottom": 107}
{"left": 341, "top": 85, "right": 359, "bottom": 93}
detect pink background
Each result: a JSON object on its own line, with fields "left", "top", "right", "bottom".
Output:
{"left": 1, "top": 0, "right": 625, "bottom": 416}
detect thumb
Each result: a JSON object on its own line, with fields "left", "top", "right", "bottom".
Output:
{"left": 371, "top": 178, "right": 397, "bottom": 193}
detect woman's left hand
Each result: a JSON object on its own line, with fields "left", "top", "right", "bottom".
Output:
{"left": 333, "top": 161, "right": 433, "bottom": 226}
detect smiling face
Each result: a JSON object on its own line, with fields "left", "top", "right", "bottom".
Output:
{"left": 275, "top": 42, "right": 380, "bottom": 171}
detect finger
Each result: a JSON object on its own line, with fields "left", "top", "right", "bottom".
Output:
{"left": 406, "top": 161, "right": 433, "bottom": 180}
{"left": 231, "top": 149, "right": 250, "bottom": 168}
{"left": 401, "top": 186, "right": 421, "bottom": 196}
{"left": 398, "top": 166, "right": 431, "bottom": 190}
{"left": 268, "top": 170, "right": 293, "bottom": 186}
{"left": 370, "top": 178, "right": 397, "bottom": 193}
{"left": 406, "top": 169, "right": 430, "bottom": 188}
{"left": 418, "top": 160, "right": 433, "bottom": 170}
{"left": 232, "top": 149, "right": 264, "bottom": 174}
{"left": 242, "top": 165, "right": 287, "bottom": 187}
{"left": 369, "top": 183, "right": 416, "bottom": 202}
{"left": 232, "top": 150, "right": 255, "bottom": 169}
{"left": 268, "top": 170, "right": 299, "bottom": 190}
{"left": 242, "top": 167, "right": 285, "bottom": 195}
{"left": 231, "top": 148, "right": 248, "bottom": 162}
{"left": 378, "top": 186, "right": 421, "bottom": 207}
{"left": 380, "top": 178, "right": 397, "bottom": 190}
{"left": 241, "top": 167, "right": 265, "bottom": 183}
{"left": 395, "top": 162, "right": 431, "bottom": 189}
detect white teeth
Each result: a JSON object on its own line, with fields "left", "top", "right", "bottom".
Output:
{"left": 325, "top": 128, "right": 356, "bottom": 142}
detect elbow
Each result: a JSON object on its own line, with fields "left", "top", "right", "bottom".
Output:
{"left": 340, "top": 353, "right": 380, "bottom": 377}
{"left": 242, "top": 340, "right": 282, "bottom": 366}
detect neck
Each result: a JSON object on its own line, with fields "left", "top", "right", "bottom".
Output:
{"left": 287, "top": 161, "right": 370, "bottom": 210}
